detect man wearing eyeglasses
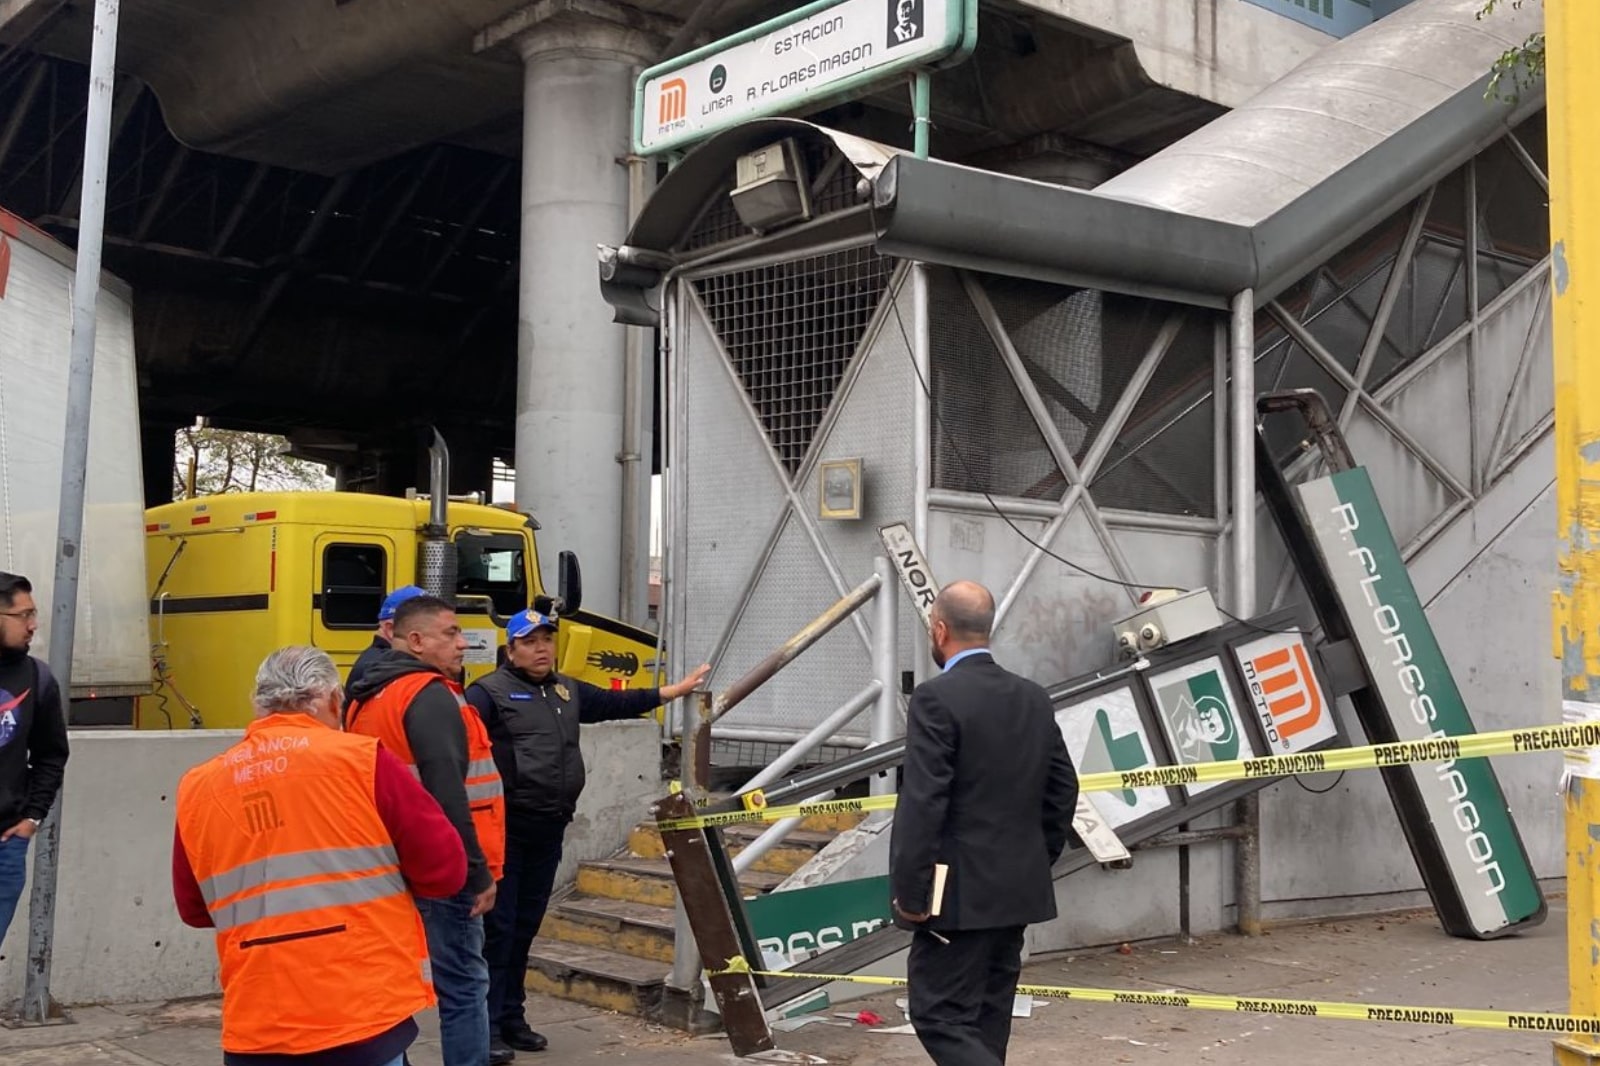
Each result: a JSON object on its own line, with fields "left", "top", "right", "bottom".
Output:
{"left": 0, "top": 571, "right": 69, "bottom": 942}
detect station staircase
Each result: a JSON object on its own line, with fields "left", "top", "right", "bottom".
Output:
{"left": 521, "top": 806, "right": 862, "bottom": 1023}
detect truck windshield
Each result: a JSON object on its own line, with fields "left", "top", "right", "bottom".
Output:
{"left": 455, "top": 532, "right": 529, "bottom": 617}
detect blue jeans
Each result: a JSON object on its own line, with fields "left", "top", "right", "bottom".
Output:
{"left": 416, "top": 887, "right": 490, "bottom": 1066}
{"left": 0, "top": 834, "right": 28, "bottom": 942}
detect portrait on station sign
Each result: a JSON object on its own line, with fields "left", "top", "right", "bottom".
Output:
{"left": 1149, "top": 656, "right": 1259, "bottom": 796}
{"left": 887, "top": 0, "right": 925, "bottom": 46}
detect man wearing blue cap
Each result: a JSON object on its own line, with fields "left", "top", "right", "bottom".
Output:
{"left": 347, "top": 585, "right": 427, "bottom": 693}
{"left": 465, "top": 607, "right": 708, "bottom": 1057}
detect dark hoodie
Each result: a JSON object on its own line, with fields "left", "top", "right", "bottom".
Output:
{"left": 347, "top": 650, "right": 492, "bottom": 894}
{"left": 0, "top": 648, "right": 68, "bottom": 829}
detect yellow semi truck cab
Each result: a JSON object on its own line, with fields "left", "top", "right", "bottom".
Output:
{"left": 138, "top": 492, "right": 659, "bottom": 729}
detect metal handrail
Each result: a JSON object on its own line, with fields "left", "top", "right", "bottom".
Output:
{"left": 669, "top": 562, "right": 903, "bottom": 998}
{"left": 735, "top": 681, "right": 882, "bottom": 798}
{"left": 731, "top": 789, "right": 837, "bottom": 875}
{"left": 710, "top": 571, "right": 883, "bottom": 723}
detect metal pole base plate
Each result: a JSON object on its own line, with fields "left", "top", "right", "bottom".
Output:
{"left": 1, "top": 998, "right": 73, "bottom": 1028}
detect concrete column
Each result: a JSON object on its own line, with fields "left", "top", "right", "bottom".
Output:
{"left": 511, "top": 15, "right": 661, "bottom": 616}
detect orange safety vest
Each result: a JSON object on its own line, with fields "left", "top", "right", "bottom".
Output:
{"left": 347, "top": 671, "right": 506, "bottom": 880}
{"left": 175, "top": 715, "right": 433, "bottom": 1056}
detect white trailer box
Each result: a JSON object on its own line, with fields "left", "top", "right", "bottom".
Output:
{"left": 0, "top": 210, "right": 149, "bottom": 696}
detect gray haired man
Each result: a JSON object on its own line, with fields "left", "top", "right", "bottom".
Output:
{"left": 172, "top": 647, "right": 467, "bottom": 1066}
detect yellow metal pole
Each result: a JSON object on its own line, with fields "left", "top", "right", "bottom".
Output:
{"left": 1551, "top": 0, "right": 1600, "bottom": 1063}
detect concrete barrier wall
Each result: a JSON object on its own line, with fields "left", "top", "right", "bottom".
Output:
{"left": 0, "top": 730, "right": 236, "bottom": 1006}
{"left": 0, "top": 720, "right": 661, "bottom": 1006}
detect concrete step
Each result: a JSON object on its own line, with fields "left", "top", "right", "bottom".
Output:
{"left": 523, "top": 939, "right": 668, "bottom": 1017}
{"left": 575, "top": 857, "right": 785, "bottom": 909}
{"left": 627, "top": 822, "right": 840, "bottom": 876}
{"left": 540, "top": 896, "right": 677, "bottom": 964}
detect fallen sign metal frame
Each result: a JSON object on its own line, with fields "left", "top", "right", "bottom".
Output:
{"left": 656, "top": 720, "right": 1600, "bottom": 831}
{"left": 1257, "top": 389, "right": 1545, "bottom": 940}
{"left": 715, "top": 960, "right": 1600, "bottom": 1035}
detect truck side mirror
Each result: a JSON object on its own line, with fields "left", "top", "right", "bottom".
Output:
{"left": 558, "top": 551, "right": 582, "bottom": 616}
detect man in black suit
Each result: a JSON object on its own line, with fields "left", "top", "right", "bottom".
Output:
{"left": 890, "top": 580, "right": 1079, "bottom": 1066}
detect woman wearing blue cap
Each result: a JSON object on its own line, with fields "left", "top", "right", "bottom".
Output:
{"left": 464, "top": 606, "right": 707, "bottom": 1059}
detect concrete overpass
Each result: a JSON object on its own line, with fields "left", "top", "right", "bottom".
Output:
{"left": 1, "top": 0, "right": 1359, "bottom": 615}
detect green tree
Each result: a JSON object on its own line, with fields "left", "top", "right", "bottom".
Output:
{"left": 1479, "top": 0, "right": 1545, "bottom": 99}
{"left": 173, "top": 426, "right": 331, "bottom": 499}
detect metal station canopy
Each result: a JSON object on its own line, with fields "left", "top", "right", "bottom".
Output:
{"left": 599, "top": 0, "right": 1540, "bottom": 322}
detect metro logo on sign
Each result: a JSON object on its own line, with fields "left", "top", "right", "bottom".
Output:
{"left": 1234, "top": 632, "right": 1338, "bottom": 754}
{"left": 659, "top": 77, "right": 688, "bottom": 124}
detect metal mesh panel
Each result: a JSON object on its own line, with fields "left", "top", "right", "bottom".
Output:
{"left": 1090, "top": 313, "right": 1218, "bottom": 516}
{"left": 928, "top": 269, "right": 1061, "bottom": 499}
{"left": 980, "top": 275, "right": 1164, "bottom": 464}
{"left": 693, "top": 247, "right": 895, "bottom": 476}
{"left": 713, "top": 516, "right": 875, "bottom": 738}
{"left": 682, "top": 183, "right": 743, "bottom": 252}
{"left": 1091, "top": 396, "right": 1216, "bottom": 516}
{"left": 1476, "top": 136, "right": 1549, "bottom": 309}
{"left": 810, "top": 148, "right": 868, "bottom": 216}
{"left": 1510, "top": 114, "right": 1548, "bottom": 178}
{"left": 1382, "top": 336, "right": 1472, "bottom": 488}
{"left": 1475, "top": 274, "right": 1553, "bottom": 481}
{"left": 1345, "top": 405, "right": 1459, "bottom": 548}
{"left": 989, "top": 508, "right": 1128, "bottom": 685}
{"left": 1304, "top": 260, "right": 1397, "bottom": 378}
{"left": 800, "top": 277, "right": 924, "bottom": 672}
{"left": 710, "top": 738, "right": 859, "bottom": 770}
{"left": 678, "top": 305, "right": 792, "bottom": 667}
{"left": 1375, "top": 167, "right": 1471, "bottom": 387}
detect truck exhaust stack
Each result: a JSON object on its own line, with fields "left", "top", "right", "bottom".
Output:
{"left": 418, "top": 428, "right": 457, "bottom": 601}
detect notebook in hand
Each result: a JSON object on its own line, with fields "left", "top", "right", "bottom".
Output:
{"left": 930, "top": 863, "right": 949, "bottom": 917}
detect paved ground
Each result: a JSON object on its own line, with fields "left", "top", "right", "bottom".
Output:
{"left": 0, "top": 903, "right": 1578, "bottom": 1065}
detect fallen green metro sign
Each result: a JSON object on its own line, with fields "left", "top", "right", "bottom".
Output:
{"left": 746, "top": 875, "right": 894, "bottom": 969}
{"left": 634, "top": 0, "right": 977, "bottom": 155}
{"left": 1295, "top": 466, "right": 1544, "bottom": 937}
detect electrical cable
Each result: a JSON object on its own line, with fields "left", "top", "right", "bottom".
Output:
{"left": 1292, "top": 770, "right": 1346, "bottom": 795}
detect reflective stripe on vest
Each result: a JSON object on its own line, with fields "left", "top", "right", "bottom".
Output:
{"left": 175, "top": 719, "right": 434, "bottom": 1055}
{"left": 199, "top": 844, "right": 401, "bottom": 907}
{"left": 346, "top": 670, "right": 506, "bottom": 880}
{"left": 212, "top": 869, "right": 409, "bottom": 932}
{"left": 466, "top": 780, "right": 503, "bottom": 802}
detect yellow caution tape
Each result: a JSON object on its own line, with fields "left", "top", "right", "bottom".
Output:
{"left": 709, "top": 955, "right": 752, "bottom": 976}
{"left": 731, "top": 966, "right": 1600, "bottom": 1035}
{"left": 661, "top": 795, "right": 898, "bottom": 832}
{"left": 656, "top": 721, "right": 1600, "bottom": 832}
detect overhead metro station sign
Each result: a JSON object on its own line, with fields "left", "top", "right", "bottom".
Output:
{"left": 634, "top": 0, "right": 975, "bottom": 155}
